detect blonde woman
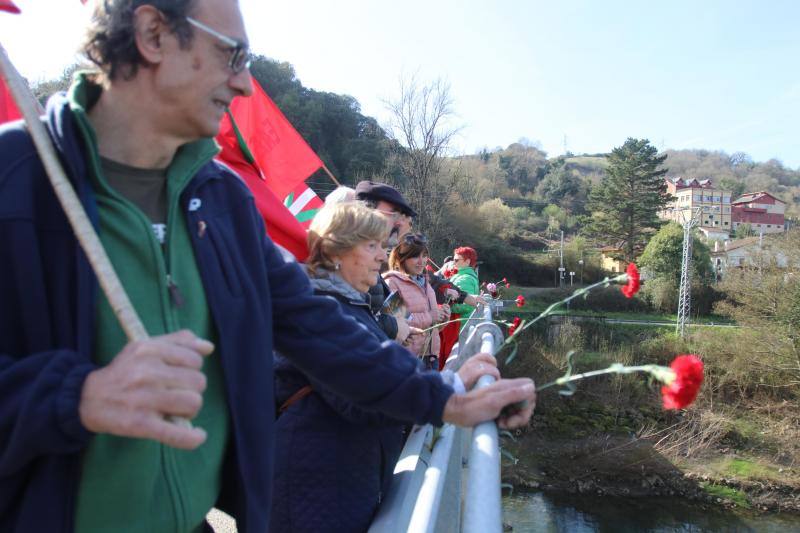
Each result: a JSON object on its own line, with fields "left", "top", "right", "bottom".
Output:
{"left": 270, "top": 203, "right": 497, "bottom": 532}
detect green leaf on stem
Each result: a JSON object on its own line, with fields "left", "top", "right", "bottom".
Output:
{"left": 500, "top": 447, "right": 519, "bottom": 465}
{"left": 499, "top": 429, "right": 517, "bottom": 442}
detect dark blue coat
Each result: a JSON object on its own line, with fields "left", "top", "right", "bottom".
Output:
{"left": 270, "top": 278, "right": 407, "bottom": 533}
{"left": 0, "top": 93, "right": 453, "bottom": 532}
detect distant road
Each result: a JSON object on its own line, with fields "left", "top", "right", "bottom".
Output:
{"left": 599, "top": 317, "right": 739, "bottom": 328}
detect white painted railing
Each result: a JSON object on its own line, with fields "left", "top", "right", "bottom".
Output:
{"left": 369, "top": 303, "right": 505, "bottom": 533}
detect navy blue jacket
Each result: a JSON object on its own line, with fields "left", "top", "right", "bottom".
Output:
{"left": 271, "top": 277, "right": 406, "bottom": 532}
{"left": 0, "top": 94, "right": 453, "bottom": 532}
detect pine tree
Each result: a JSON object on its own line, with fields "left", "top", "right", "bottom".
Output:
{"left": 583, "top": 138, "right": 669, "bottom": 262}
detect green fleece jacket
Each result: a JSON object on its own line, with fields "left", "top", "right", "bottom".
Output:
{"left": 68, "top": 74, "right": 229, "bottom": 533}
{"left": 449, "top": 266, "right": 479, "bottom": 316}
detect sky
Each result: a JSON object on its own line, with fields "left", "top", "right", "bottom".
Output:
{"left": 2, "top": 0, "right": 798, "bottom": 168}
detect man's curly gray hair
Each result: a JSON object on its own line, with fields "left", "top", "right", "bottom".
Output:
{"left": 83, "top": 0, "right": 198, "bottom": 81}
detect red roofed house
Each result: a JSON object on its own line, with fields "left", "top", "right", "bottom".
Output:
{"left": 731, "top": 191, "right": 786, "bottom": 234}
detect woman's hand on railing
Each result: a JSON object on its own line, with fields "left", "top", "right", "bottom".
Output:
{"left": 442, "top": 377, "right": 536, "bottom": 429}
{"left": 463, "top": 294, "right": 486, "bottom": 307}
{"left": 457, "top": 353, "right": 500, "bottom": 390}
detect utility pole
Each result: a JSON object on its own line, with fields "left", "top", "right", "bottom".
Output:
{"left": 677, "top": 208, "right": 701, "bottom": 338}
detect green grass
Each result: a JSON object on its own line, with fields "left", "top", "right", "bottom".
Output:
{"left": 700, "top": 482, "right": 751, "bottom": 508}
{"left": 724, "top": 458, "right": 780, "bottom": 480}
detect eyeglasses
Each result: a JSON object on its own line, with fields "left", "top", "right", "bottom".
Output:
{"left": 403, "top": 233, "right": 428, "bottom": 246}
{"left": 186, "top": 17, "right": 251, "bottom": 74}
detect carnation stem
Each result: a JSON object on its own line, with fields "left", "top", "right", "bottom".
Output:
{"left": 502, "top": 273, "right": 627, "bottom": 345}
{"left": 416, "top": 273, "right": 629, "bottom": 339}
{"left": 416, "top": 316, "right": 474, "bottom": 334}
{"left": 537, "top": 363, "right": 673, "bottom": 391}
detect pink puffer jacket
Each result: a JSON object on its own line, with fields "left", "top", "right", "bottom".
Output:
{"left": 383, "top": 271, "right": 441, "bottom": 357}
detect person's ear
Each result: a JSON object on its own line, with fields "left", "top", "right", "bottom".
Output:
{"left": 132, "top": 5, "right": 170, "bottom": 66}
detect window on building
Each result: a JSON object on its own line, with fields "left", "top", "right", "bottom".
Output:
{"left": 767, "top": 225, "right": 771, "bottom": 228}
{"left": 724, "top": 221, "right": 729, "bottom": 225}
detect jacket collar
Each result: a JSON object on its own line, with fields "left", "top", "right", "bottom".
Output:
{"left": 303, "top": 266, "right": 369, "bottom": 306}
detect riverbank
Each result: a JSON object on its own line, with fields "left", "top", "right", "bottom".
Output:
{"left": 497, "top": 320, "right": 800, "bottom": 516}
{"left": 502, "top": 429, "right": 800, "bottom": 514}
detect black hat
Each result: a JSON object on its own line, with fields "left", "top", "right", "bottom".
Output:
{"left": 355, "top": 180, "right": 417, "bottom": 218}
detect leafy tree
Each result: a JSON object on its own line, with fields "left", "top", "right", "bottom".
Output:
{"left": 495, "top": 143, "right": 548, "bottom": 195}
{"left": 536, "top": 159, "right": 586, "bottom": 213}
{"left": 734, "top": 223, "right": 756, "bottom": 238}
{"left": 582, "top": 138, "right": 670, "bottom": 262}
{"left": 638, "top": 222, "right": 712, "bottom": 283}
{"left": 714, "top": 230, "right": 800, "bottom": 391}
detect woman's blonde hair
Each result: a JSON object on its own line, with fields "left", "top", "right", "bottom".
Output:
{"left": 307, "top": 201, "right": 389, "bottom": 274}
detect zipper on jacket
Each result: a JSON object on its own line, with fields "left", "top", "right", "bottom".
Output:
{"left": 166, "top": 274, "right": 185, "bottom": 308}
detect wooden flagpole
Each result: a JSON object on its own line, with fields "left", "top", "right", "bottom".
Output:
{"left": 0, "top": 43, "right": 192, "bottom": 426}
{"left": 321, "top": 163, "right": 341, "bottom": 187}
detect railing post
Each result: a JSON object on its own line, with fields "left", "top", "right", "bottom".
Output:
{"left": 463, "top": 329, "right": 503, "bottom": 533}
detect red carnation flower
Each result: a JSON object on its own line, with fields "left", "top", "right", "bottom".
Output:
{"left": 661, "top": 354, "right": 704, "bottom": 409}
{"left": 505, "top": 283, "right": 510, "bottom": 288}
{"left": 621, "top": 263, "right": 641, "bottom": 298}
{"left": 502, "top": 278, "right": 508, "bottom": 283}
{"left": 509, "top": 317, "right": 521, "bottom": 335}
{"left": 0, "top": 1, "right": 21, "bottom": 14}
{"left": 515, "top": 295, "right": 525, "bottom": 308}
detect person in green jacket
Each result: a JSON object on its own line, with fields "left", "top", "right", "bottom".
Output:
{"left": 439, "top": 247, "right": 480, "bottom": 366}
{"left": 449, "top": 247, "right": 480, "bottom": 317}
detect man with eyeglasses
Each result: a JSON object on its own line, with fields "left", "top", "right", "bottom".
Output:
{"left": 0, "top": 1, "right": 535, "bottom": 532}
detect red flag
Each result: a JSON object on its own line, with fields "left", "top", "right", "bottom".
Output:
{"left": 0, "top": 79, "right": 22, "bottom": 124}
{"left": 216, "top": 112, "right": 310, "bottom": 261}
{"left": 0, "top": 0, "right": 20, "bottom": 13}
{"left": 220, "top": 77, "right": 323, "bottom": 201}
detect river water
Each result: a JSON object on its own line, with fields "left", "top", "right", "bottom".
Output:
{"left": 503, "top": 492, "right": 800, "bottom": 532}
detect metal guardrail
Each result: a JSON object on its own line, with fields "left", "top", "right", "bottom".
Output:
{"left": 369, "top": 303, "right": 505, "bottom": 533}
